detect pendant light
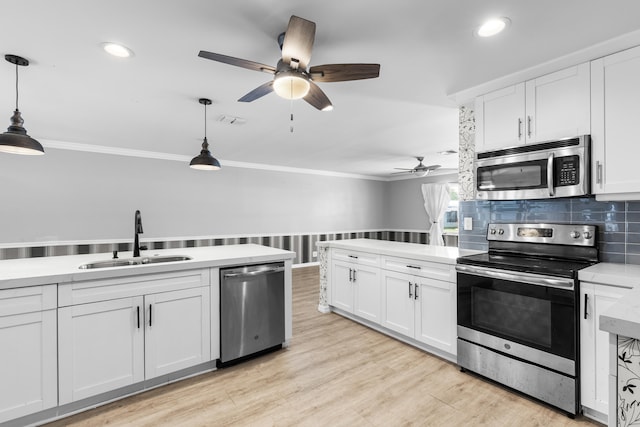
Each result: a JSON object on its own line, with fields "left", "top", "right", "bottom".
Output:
{"left": 189, "top": 98, "right": 221, "bottom": 171}
{"left": 0, "top": 55, "right": 44, "bottom": 155}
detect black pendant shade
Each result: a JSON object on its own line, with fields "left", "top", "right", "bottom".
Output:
{"left": 0, "top": 55, "right": 44, "bottom": 156}
{"left": 190, "top": 98, "right": 220, "bottom": 171}
{"left": 190, "top": 137, "right": 221, "bottom": 170}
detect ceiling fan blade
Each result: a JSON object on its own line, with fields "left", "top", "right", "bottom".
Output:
{"left": 281, "top": 15, "right": 315, "bottom": 70}
{"left": 238, "top": 81, "right": 274, "bottom": 102}
{"left": 198, "top": 51, "right": 276, "bottom": 74}
{"left": 393, "top": 168, "right": 414, "bottom": 171}
{"left": 309, "top": 64, "right": 381, "bottom": 82}
{"left": 425, "top": 165, "right": 442, "bottom": 170}
{"left": 303, "top": 80, "right": 332, "bottom": 111}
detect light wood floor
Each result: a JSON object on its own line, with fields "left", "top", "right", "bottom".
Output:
{"left": 44, "top": 266, "right": 601, "bottom": 427}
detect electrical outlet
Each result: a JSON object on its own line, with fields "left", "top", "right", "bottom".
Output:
{"left": 463, "top": 217, "right": 473, "bottom": 231}
{"left": 312, "top": 251, "right": 318, "bottom": 258}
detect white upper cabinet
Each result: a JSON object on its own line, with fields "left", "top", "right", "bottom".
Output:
{"left": 475, "top": 63, "right": 590, "bottom": 152}
{"left": 591, "top": 45, "right": 640, "bottom": 200}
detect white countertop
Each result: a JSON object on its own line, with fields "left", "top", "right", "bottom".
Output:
{"left": 317, "top": 238, "right": 481, "bottom": 264}
{"left": 0, "top": 244, "right": 295, "bottom": 290}
{"left": 579, "top": 263, "right": 640, "bottom": 340}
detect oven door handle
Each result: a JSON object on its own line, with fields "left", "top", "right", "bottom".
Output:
{"left": 547, "top": 152, "right": 555, "bottom": 197}
{"left": 456, "top": 264, "right": 574, "bottom": 290}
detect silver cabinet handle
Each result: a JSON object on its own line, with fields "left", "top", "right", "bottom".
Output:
{"left": 408, "top": 282, "right": 413, "bottom": 299}
{"left": 596, "top": 161, "right": 603, "bottom": 185}
{"left": 547, "top": 153, "right": 555, "bottom": 197}
{"left": 527, "top": 115, "right": 532, "bottom": 138}
{"left": 414, "top": 283, "right": 418, "bottom": 300}
{"left": 406, "top": 265, "right": 421, "bottom": 270}
{"left": 352, "top": 269, "right": 356, "bottom": 282}
{"left": 348, "top": 254, "right": 358, "bottom": 259}
{"left": 348, "top": 268, "right": 353, "bottom": 282}
{"left": 518, "top": 118, "right": 523, "bottom": 140}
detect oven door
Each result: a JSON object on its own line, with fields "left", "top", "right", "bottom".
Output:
{"left": 456, "top": 264, "right": 577, "bottom": 376}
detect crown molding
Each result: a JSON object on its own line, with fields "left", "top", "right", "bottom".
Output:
{"left": 40, "top": 139, "right": 389, "bottom": 181}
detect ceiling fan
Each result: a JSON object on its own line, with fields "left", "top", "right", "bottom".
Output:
{"left": 198, "top": 15, "right": 380, "bottom": 111}
{"left": 393, "top": 157, "right": 441, "bottom": 177}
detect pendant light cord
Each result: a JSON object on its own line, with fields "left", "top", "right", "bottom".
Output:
{"left": 14, "top": 62, "right": 19, "bottom": 111}
{"left": 203, "top": 101, "right": 207, "bottom": 138}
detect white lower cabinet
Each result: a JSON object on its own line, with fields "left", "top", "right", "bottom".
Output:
{"left": 0, "top": 285, "right": 57, "bottom": 423}
{"left": 144, "top": 287, "right": 211, "bottom": 379}
{"left": 381, "top": 269, "right": 456, "bottom": 355}
{"left": 580, "top": 282, "right": 626, "bottom": 422}
{"left": 58, "top": 297, "right": 144, "bottom": 404}
{"left": 326, "top": 246, "right": 457, "bottom": 360}
{"left": 330, "top": 250, "right": 381, "bottom": 323}
{"left": 58, "top": 269, "right": 211, "bottom": 405}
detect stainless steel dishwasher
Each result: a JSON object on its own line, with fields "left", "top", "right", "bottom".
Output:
{"left": 219, "top": 262, "right": 285, "bottom": 365}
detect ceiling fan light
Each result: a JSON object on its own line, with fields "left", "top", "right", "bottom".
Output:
{"left": 415, "top": 170, "right": 429, "bottom": 177}
{"left": 273, "top": 71, "right": 310, "bottom": 99}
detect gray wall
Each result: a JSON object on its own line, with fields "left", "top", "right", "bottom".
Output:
{"left": 0, "top": 148, "right": 389, "bottom": 245}
{"left": 386, "top": 173, "right": 458, "bottom": 230}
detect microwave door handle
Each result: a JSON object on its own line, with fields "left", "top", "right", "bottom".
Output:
{"left": 547, "top": 153, "right": 555, "bottom": 197}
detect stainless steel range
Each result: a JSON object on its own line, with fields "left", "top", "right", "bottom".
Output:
{"left": 456, "top": 223, "right": 599, "bottom": 416}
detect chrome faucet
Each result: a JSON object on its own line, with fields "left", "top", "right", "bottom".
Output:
{"left": 133, "top": 210, "right": 146, "bottom": 257}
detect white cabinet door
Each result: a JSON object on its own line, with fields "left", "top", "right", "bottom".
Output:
{"left": 591, "top": 46, "right": 640, "bottom": 198}
{"left": 352, "top": 264, "right": 381, "bottom": 323}
{"left": 145, "top": 287, "right": 211, "bottom": 379}
{"left": 381, "top": 270, "right": 415, "bottom": 337}
{"left": 58, "top": 296, "right": 144, "bottom": 405}
{"left": 0, "top": 310, "right": 57, "bottom": 423}
{"left": 580, "top": 282, "right": 625, "bottom": 418}
{"left": 414, "top": 277, "right": 456, "bottom": 355}
{"left": 331, "top": 260, "right": 354, "bottom": 312}
{"left": 525, "top": 63, "right": 590, "bottom": 143}
{"left": 475, "top": 83, "right": 525, "bottom": 151}
{"left": 476, "top": 63, "right": 590, "bottom": 152}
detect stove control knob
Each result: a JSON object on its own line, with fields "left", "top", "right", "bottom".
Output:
{"left": 570, "top": 231, "right": 581, "bottom": 239}
{"left": 583, "top": 231, "right": 593, "bottom": 239}
{"left": 498, "top": 229, "right": 505, "bottom": 235}
{"left": 490, "top": 228, "right": 496, "bottom": 235}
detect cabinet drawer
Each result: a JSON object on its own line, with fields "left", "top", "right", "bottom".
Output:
{"left": 59, "top": 269, "right": 210, "bottom": 307}
{"left": 382, "top": 256, "right": 454, "bottom": 282}
{"left": 332, "top": 249, "right": 379, "bottom": 267}
{"left": 0, "top": 285, "right": 56, "bottom": 316}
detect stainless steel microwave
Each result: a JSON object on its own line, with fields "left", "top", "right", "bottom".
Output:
{"left": 474, "top": 135, "right": 591, "bottom": 200}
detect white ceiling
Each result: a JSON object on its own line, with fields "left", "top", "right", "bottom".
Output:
{"left": 3, "top": 1, "right": 640, "bottom": 178}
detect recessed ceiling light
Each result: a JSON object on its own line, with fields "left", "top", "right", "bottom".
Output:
{"left": 101, "top": 42, "right": 134, "bottom": 58}
{"left": 475, "top": 17, "right": 511, "bottom": 38}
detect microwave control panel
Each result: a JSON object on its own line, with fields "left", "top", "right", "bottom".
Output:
{"left": 555, "top": 155, "right": 580, "bottom": 186}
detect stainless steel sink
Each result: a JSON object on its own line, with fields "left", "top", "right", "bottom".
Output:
{"left": 79, "top": 255, "right": 192, "bottom": 269}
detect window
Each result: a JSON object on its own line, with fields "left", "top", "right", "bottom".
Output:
{"left": 443, "top": 184, "right": 459, "bottom": 233}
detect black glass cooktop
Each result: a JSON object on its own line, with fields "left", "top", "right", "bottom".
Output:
{"left": 456, "top": 252, "right": 595, "bottom": 279}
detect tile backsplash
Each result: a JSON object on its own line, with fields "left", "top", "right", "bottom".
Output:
{"left": 459, "top": 197, "right": 638, "bottom": 264}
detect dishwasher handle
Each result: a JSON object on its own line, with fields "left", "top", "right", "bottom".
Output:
{"left": 222, "top": 266, "right": 285, "bottom": 279}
